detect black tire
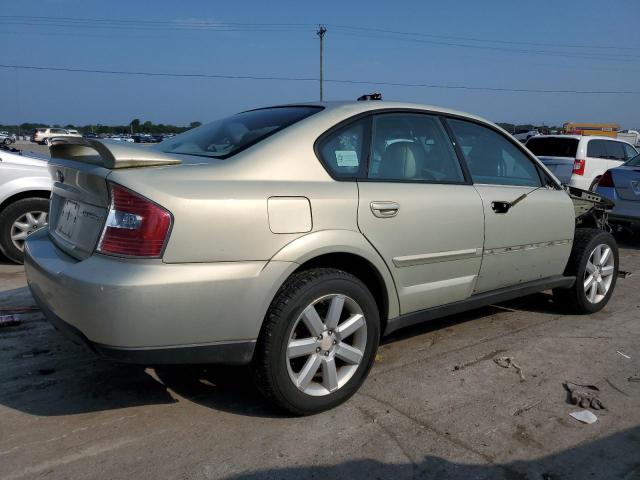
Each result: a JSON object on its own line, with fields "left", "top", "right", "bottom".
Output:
{"left": 0, "top": 198, "right": 49, "bottom": 264}
{"left": 553, "top": 228, "right": 618, "bottom": 314}
{"left": 589, "top": 177, "right": 601, "bottom": 191}
{"left": 252, "top": 268, "right": 380, "bottom": 415}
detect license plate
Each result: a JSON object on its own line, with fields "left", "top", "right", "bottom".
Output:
{"left": 56, "top": 200, "right": 80, "bottom": 239}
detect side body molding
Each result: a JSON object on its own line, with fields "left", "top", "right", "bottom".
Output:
{"left": 269, "top": 229, "right": 401, "bottom": 320}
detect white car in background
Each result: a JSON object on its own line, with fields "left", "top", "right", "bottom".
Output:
{"left": 31, "top": 128, "right": 82, "bottom": 145}
{"left": 526, "top": 135, "right": 638, "bottom": 190}
{"left": 0, "top": 146, "right": 51, "bottom": 263}
{"left": 514, "top": 129, "right": 540, "bottom": 143}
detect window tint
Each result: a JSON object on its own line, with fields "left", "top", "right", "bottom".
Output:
{"left": 368, "top": 113, "right": 464, "bottom": 182}
{"left": 51, "top": 128, "right": 67, "bottom": 134}
{"left": 448, "top": 119, "right": 541, "bottom": 187}
{"left": 626, "top": 153, "right": 640, "bottom": 166}
{"left": 587, "top": 140, "right": 607, "bottom": 159}
{"left": 606, "top": 141, "right": 626, "bottom": 161}
{"left": 157, "top": 106, "right": 322, "bottom": 159}
{"left": 525, "top": 137, "right": 578, "bottom": 158}
{"left": 623, "top": 143, "right": 638, "bottom": 160}
{"left": 317, "top": 119, "right": 367, "bottom": 178}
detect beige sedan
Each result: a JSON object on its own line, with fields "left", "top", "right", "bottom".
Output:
{"left": 25, "top": 101, "right": 618, "bottom": 414}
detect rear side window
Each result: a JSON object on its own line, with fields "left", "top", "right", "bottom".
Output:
{"left": 317, "top": 119, "right": 368, "bottom": 178}
{"left": 526, "top": 137, "right": 578, "bottom": 158}
{"left": 157, "top": 106, "right": 322, "bottom": 159}
{"left": 587, "top": 140, "right": 608, "bottom": 159}
{"left": 368, "top": 113, "right": 464, "bottom": 182}
{"left": 448, "top": 119, "right": 541, "bottom": 187}
{"left": 623, "top": 143, "right": 638, "bottom": 160}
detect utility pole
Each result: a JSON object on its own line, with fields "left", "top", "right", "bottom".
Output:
{"left": 317, "top": 25, "right": 327, "bottom": 101}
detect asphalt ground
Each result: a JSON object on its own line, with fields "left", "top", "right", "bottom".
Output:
{"left": 0, "top": 238, "right": 639, "bottom": 479}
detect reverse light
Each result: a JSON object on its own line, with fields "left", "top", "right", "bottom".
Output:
{"left": 598, "top": 170, "right": 614, "bottom": 188}
{"left": 572, "top": 158, "right": 586, "bottom": 176}
{"left": 97, "top": 183, "right": 171, "bottom": 257}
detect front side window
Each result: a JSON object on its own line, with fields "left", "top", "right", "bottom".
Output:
{"left": 448, "top": 119, "right": 541, "bottom": 187}
{"left": 157, "top": 106, "right": 322, "bottom": 159}
{"left": 368, "top": 113, "right": 464, "bottom": 182}
{"left": 605, "top": 141, "right": 626, "bottom": 161}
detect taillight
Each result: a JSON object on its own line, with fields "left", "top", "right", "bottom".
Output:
{"left": 97, "top": 183, "right": 171, "bottom": 257}
{"left": 598, "top": 170, "right": 614, "bottom": 188}
{"left": 572, "top": 158, "right": 586, "bottom": 175}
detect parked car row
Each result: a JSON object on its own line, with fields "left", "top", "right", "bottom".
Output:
{"left": 525, "top": 135, "right": 638, "bottom": 190}
{"left": 82, "top": 133, "right": 173, "bottom": 143}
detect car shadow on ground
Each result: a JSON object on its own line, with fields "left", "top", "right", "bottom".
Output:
{"left": 222, "top": 427, "right": 640, "bottom": 480}
{"left": 0, "top": 292, "right": 567, "bottom": 419}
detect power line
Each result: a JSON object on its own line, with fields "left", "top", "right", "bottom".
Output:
{"left": 4, "top": 15, "right": 637, "bottom": 52}
{"left": 2, "top": 64, "right": 638, "bottom": 95}
{"left": 328, "top": 24, "right": 640, "bottom": 52}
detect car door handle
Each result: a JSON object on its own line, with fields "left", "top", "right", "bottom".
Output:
{"left": 370, "top": 201, "right": 400, "bottom": 218}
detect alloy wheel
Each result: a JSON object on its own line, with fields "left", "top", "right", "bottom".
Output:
{"left": 286, "top": 294, "right": 367, "bottom": 396}
{"left": 11, "top": 211, "right": 48, "bottom": 251}
{"left": 584, "top": 243, "right": 615, "bottom": 304}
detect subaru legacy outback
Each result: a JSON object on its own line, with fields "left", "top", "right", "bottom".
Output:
{"left": 25, "top": 101, "right": 618, "bottom": 414}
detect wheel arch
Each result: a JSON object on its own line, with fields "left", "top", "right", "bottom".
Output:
{"left": 0, "top": 189, "right": 51, "bottom": 213}
{"left": 269, "top": 230, "right": 400, "bottom": 328}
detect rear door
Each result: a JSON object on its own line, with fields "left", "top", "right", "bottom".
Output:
{"left": 353, "top": 112, "right": 484, "bottom": 314}
{"left": 446, "top": 118, "right": 575, "bottom": 293}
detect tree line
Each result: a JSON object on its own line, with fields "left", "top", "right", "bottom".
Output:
{"left": 0, "top": 120, "right": 203, "bottom": 135}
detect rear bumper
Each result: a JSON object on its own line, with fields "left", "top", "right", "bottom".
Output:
{"left": 24, "top": 229, "right": 294, "bottom": 365}
{"left": 595, "top": 186, "right": 640, "bottom": 224}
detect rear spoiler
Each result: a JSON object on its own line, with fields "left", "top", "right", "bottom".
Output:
{"left": 48, "top": 137, "right": 182, "bottom": 169}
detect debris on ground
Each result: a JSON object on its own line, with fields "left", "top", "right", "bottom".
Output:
{"left": 0, "top": 314, "right": 22, "bottom": 327}
{"left": 570, "top": 410, "right": 598, "bottom": 424}
{"left": 494, "top": 356, "right": 525, "bottom": 382}
{"left": 617, "top": 350, "right": 631, "bottom": 359}
{"left": 628, "top": 376, "right": 640, "bottom": 383}
{"left": 513, "top": 399, "right": 541, "bottom": 416}
{"left": 617, "top": 270, "right": 632, "bottom": 279}
{"left": 563, "top": 381, "right": 605, "bottom": 410}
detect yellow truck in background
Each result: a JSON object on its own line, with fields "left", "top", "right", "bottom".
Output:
{"left": 563, "top": 123, "right": 619, "bottom": 138}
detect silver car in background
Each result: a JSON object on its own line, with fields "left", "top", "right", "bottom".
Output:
{"left": 0, "top": 146, "right": 50, "bottom": 263}
{"left": 596, "top": 152, "right": 640, "bottom": 229}
{"left": 25, "top": 101, "right": 619, "bottom": 414}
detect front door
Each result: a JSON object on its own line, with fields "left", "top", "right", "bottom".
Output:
{"left": 446, "top": 118, "right": 575, "bottom": 293}
{"left": 357, "top": 112, "right": 485, "bottom": 315}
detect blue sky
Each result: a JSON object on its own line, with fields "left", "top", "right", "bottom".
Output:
{"left": 1, "top": 0, "right": 639, "bottom": 127}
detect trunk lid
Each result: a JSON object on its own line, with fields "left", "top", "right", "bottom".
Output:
{"left": 611, "top": 166, "right": 640, "bottom": 201}
{"left": 47, "top": 138, "right": 183, "bottom": 260}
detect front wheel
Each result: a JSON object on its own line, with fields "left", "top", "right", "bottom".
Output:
{"left": 553, "top": 228, "right": 618, "bottom": 314}
{"left": 252, "top": 268, "right": 380, "bottom": 415}
{"left": 0, "top": 198, "right": 49, "bottom": 264}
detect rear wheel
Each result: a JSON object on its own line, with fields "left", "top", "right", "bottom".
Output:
{"left": 0, "top": 198, "right": 49, "bottom": 264}
{"left": 553, "top": 228, "right": 618, "bottom": 314}
{"left": 252, "top": 268, "right": 380, "bottom": 415}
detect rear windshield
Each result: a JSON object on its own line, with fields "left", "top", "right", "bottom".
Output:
{"left": 156, "top": 106, "right": 322, "bottom": 159}
{"left": 525, "top": 137, "right": 579, "bottom": 157}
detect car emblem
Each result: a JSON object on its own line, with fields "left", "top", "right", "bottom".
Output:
{"left": 56, "top": 170, "right": 65, "bottom": 183}
{"left": 632, "top": 180, "right": 640, "bottom": 196}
